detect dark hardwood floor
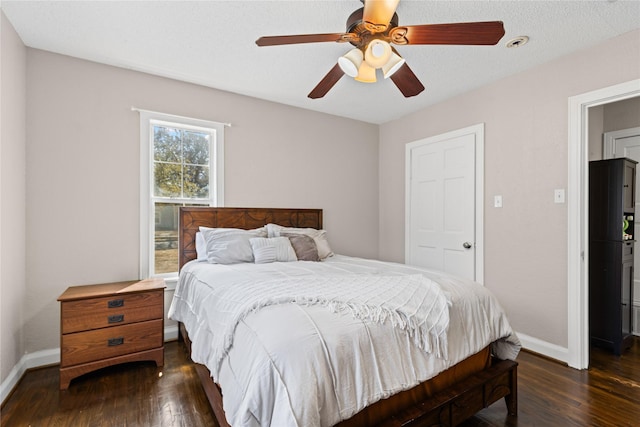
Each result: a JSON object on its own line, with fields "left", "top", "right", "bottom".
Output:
{"left": 460, "top": 337, "right": 640, "bottom": 427}
{"left": 1, "top": 338, "right": 639, "bottom": 426}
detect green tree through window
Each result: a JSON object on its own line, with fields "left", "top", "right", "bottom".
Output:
{"left": 153, "top": 125, "right": 210, "bottom": 199}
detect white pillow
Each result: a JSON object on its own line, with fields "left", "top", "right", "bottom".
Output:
{"left": 249, "top": 237, "right": 298, "bottom": 264}
{"left": 195, "top": 232, "right": 207, "bottom": 261}
{"left": 199, "top": 226, "right": 266, "bottom": 234}
{"left": 201, "top": 227, "right": 268, "bottom": 264}
{"left": 266, "top": 224, "right": 333, "bottom": 259}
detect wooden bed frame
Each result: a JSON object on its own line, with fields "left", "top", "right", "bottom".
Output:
{"left": 177, "top": 207, "right": 518, "bottom": 427}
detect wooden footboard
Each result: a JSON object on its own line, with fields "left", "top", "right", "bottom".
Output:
{"left": 378, "top": 359, "right": 517, "bottom": 426}
{"left": 178, "top": 322, "right": 517, "bottom": 427}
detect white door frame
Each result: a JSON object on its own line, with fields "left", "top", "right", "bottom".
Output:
{"left": 405, "top": 123, "right": 485, "bottom": 284}
{"left": 567, "top": 79, "right": 640, "bottom": 369}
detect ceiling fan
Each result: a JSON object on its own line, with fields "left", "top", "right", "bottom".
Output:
{"left": 255, "top": 0, "right": 505, "bottom": 99}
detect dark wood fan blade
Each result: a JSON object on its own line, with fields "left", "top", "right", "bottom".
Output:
{"left": 308, "top": 64, "right": 344, "bottom": 99}
{"left": 391, "top": 21, "right": 505, "bottom": 45}
{"left": 256, "top": 33, "right": 347, "bottom": 46}
{"left": 363, "top": 0, "right": 400, "bottom": 30}
{"left": 389, "top": 63, "right": 425, "bottom": 98}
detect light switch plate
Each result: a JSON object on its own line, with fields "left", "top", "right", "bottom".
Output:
{"left": 554, "top": 189, "right": 565, "bottom": 204}
{"left": 494, "top": 195, "right": 503, "bottom": 208}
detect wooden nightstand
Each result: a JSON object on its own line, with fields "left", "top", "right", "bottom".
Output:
{"left": 58, "top": 278, "right": 165, "bottom": 390}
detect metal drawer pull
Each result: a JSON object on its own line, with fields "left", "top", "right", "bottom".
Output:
{"left": 108, "top": 337, "right": 124, "bottom": 346}
{"left": 108, "top": 299, "right": 124, "bottom": 308}
{"left": 108, "top": 314, "right": 124, "bottom": 324}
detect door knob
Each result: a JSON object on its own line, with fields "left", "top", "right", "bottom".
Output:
{"left": 463, "top": 242, "right": 472, "bottom": 249}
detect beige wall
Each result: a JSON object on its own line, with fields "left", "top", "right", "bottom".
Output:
{"left": 0, "top": 12, "right": 27, "bottom": 382}
{"left": 379, "top": 29, "right": 640, "bottom": 349}
{"left": 24, "top": 49, "right": 379, "bottom": 354}
{"left": 588, "top": 105, "right": 605, "bottom": 161}
{"left": 603, "top": 97, "right": 640, "bottom": 133}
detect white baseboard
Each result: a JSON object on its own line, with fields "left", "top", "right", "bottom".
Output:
{"left": 1, "top": 325, "right": 180, "bottom": 405}
{"left": 0, "top": 347, "right": 59, "bottom": 404}
{"left": 164, "top": 324, "right": 179, "bottom": 341}
{"left": 516, "top": 331, "right": 570, "bottom": 365}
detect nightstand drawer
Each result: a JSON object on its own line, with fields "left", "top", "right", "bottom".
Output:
{"left": 61, "top": 319, "right": 163, "bottom": 367}
{"left": 61, "top": 290, "right": 163, "bottom": 334}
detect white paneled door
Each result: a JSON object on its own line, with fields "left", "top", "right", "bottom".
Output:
{"left": 405, "top": 125, "right": 483, "bottom": 282}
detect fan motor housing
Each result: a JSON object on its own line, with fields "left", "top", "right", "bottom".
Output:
{"left": 346, "top": 7, "right": 399, "bottom": 47}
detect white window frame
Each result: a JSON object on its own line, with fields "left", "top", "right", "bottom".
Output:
{"left": 139, "top": 110, "right": 225, "bottom": 286}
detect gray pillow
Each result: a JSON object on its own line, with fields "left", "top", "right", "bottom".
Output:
{"left": 201, "top": 228, "right": 267, "bottom": 264}
{"left": 283, "top": 233, "right": 320, "bottom": 262}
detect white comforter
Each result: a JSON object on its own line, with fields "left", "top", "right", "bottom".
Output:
{"left": 168, "top": 255, "right": 520, "bottom": 427}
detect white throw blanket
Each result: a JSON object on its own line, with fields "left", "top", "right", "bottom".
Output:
{"left": 194, "top": 272, "right": 452, "bottom": 376}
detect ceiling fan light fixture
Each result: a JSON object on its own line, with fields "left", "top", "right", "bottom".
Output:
{"left": 338, "top": 48, "right": 364, "bottom": 78}
{"left": 355, "top": 62, "right": 377, "bottom": 83}
{"left": 364, "top": 39, "right": 392, "bottom": 69}
{"left": 382, "top": 52, "right": 406, "bottom": 79}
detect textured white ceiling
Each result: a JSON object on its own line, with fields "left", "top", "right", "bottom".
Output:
{"left": 3, "top": 0, "right": 640, "bottom": 124}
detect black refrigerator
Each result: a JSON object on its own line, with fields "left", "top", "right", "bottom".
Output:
{"left": 589, "top": 158, "right": 636, "bottom": 355}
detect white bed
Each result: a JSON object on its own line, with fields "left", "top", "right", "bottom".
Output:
{"left": 169, "top": 252, "right": 520, "bottom": 426}
{"left": 171, "top": 207, "right": 520, "bottom": 427}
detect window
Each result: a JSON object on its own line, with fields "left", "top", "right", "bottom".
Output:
{"left": 138, "top": 110, "right": 224, "bottom": 282}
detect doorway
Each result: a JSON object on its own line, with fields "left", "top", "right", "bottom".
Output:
{"left": 568, "top": 79, "right": 640, "bottom": 369}
{"left": 603, "top": 126, "right": 640, "bottom": 342}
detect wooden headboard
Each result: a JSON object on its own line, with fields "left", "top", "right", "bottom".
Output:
{"left": 179, "top": 207, "right": 323, "bottom": 269}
